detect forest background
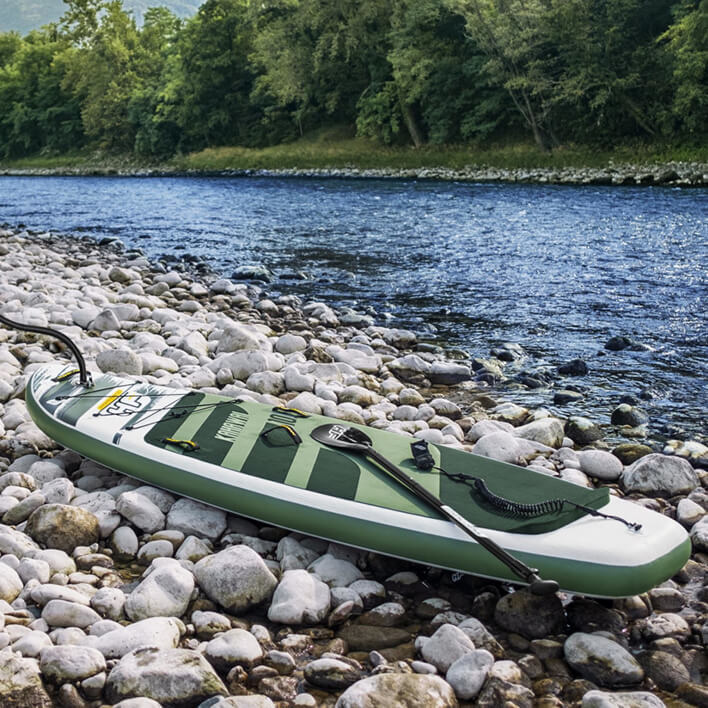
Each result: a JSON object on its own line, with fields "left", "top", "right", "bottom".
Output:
{"left": 0, "top": 0, "right": 705, "bottom": 168}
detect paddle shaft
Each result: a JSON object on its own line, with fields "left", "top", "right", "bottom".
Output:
{"left": 364, "top": 447, "right": 559, "bottom": 595}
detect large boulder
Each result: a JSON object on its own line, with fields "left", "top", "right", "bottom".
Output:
{"left": 26, "top": 503, "right": 100, "bottom": 552}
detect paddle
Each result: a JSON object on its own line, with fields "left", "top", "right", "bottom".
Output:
{"left": 311, "top": 423, "right": 559, "bottom": 595}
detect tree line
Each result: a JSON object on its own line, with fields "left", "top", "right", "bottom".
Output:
{"left": 0, "top": 0, "right": 705, "bottom": 160}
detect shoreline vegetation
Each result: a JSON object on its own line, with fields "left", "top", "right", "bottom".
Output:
{"left": 1, "top": 137, "right": 707, "bottom": 186}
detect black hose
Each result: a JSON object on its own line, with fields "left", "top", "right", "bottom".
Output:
{"left": 0, "top": 313, "right": 93, "bottom": 387}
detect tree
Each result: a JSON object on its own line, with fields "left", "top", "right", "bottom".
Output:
{"left": 661, "top": 0, "right": 707, "bottom": 134}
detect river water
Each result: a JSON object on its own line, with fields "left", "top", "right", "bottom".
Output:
{"left": 1, "top": 175, "right": 706, "bottom": 442}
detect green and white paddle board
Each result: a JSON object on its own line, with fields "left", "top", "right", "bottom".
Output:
{"left": 26, "top": 363, "right": 691, "bottom": 597}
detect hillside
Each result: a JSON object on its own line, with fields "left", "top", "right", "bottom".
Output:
{"left": 0, "top": 0, "right": 200, "bottom": 34}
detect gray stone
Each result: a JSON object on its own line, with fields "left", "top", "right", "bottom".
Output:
{"left": 514, "top": 418, "right": 564, "bottom": 448}
{"left": 421, "top": 623, "right": 476, "bottom": 673}
{"left": 622, "top": 453, "right": 699, "bottom": 496}
{"left": 689, "top": 515, "right": 708, "bottom": 552}
{"left": 335, "top": 673, "right": 456, "bottom": 707}
{"left": 494, "top": 589, "right": 565, "bottom": 639}
{"left": 116, "top": 491, "right": 166, "bottom": 533}
{"left": 268, "top": 569, "right": 331, "bottom": 625}
{"left": 166, "top": 498, "right": 227, "bottom": 541}
{"left": 307, "top": 554, "right": 363, "bottom": 587}
{"left": 577, "top": 450, "right": 624, "bottom": 481}
{"left": 565, "top": 417, "right": 603, "bottom": 445}
{"left": 105, "top": 647, "right": 227, "bottom": 705}
{"left": 124, "top": 558, "right": 194, "bottom": 621}
{"left": 445, "top": 649, "right": 494, "bottom": 700}
{"left": 564, "top": 632, "right": 644, "bottom": 687}
{"left": 96, "top": 348, "right": 143, "bottom": 376}
{"left": 581, "top": 690, "right": 666, "bottom": 708}
{"left": 194, "top": 545, "right": 277, "bottom": 613}
{"left": 91, "top": 616, "right": 183, "bottom": 659}
{"left": 304, "top": 658, "right": 361, "bottom": 689}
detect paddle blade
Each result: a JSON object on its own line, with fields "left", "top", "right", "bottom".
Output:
{"left": 311, "top": 424, "right": 372, "bottom": 451}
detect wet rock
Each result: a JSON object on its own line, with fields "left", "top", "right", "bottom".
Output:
{"left": 336, "top": 624, "right": 411, "bottom": 651}
{"left": 612, "top": 443, "right": 653, "bottom": 466}
{"left": 494, "top": 590, "right": 565, "bottom": 639}
{"left": 26, "top": 503, "right": 100, "bottom": 553}
{"left": 105, "top": 647, "right": 228, "bottom": 705}
{"left": 205, "top": 628, "right": 263, "bottom": 671}
{"left": 39, "top": 645, "right": 106, "bottom": 682}
{"left": 554, "top": 390, "right": 585, "bottom": 405}
{"left": 558, "top": 359, "right": 588, "bottom": 376}
{"left": 194, "top": 545, "right": 277, "bottom": 613}
{"left": 611, "top": 404, "right": 649, "bottom": 427}
{"left": 334, "top": 673, "right": 457, "bottom": 707}
{"left": 267, "top": 569, "right": 330, "bottom": 624}
{"left": 622, "top": 453, "right": 699, "bottom": 496}
{"left": 304, "top": 657, "right": 361, "bottom": 689}
{"left": 565, "top": 417, "right": 603, "bottom": 445}
{"left": 564, "top": 633, "right": 644, "bottom": 687}
{"left": 124, "top": 558, "right": 195, "bottom": 621}
{"left": 637, "top": 649, "right": 690, "bottom": 691}
{"left": 641, "top": 612, "right": 691, "bottom": 641}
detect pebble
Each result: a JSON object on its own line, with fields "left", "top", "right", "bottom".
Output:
{"left": 0, "top": 229, "right": 705, "bottom": 708}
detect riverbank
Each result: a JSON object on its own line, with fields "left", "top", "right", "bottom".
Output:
{"left": 0, "top": 227, "right": 706, "bottom": 707}
{"left": 1, "top": 137, "right": 707, "bottom": 186}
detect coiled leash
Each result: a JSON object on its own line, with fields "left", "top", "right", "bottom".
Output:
{"left": 411, "top": 439, "right": 641, "bottom": 531}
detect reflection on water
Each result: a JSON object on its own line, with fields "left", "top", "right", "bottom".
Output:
{"left": 1, "top": 175, "right": 706, "bottom": 440}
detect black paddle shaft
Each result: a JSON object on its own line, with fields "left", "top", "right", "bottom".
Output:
{"left": 311, "top": 424, "right": 559, "bottom": 595}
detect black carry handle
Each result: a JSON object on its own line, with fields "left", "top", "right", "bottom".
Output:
{"left": 310, "top": 424, "right": 559, "bottom": 595}
{"left": 0, "top": 312, "right": 93, "bottom": 388}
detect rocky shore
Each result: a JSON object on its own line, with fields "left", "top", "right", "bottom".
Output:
{"left": 0, "top": 227, "right": 706, "bottom": 708}
{"left": 1, "top": 161, "right": 707, "bottom": 187}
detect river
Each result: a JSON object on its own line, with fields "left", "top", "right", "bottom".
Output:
{"left": 1, "top": 175, "right": 706, "bottom": 442}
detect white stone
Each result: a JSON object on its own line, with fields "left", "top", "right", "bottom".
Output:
{"left": 268, "top": 569, "right": 331, "bottom": 624}
{"left": 622, "top": 453, "right": 699, "bottom": 496}
{"left": 116, "top": 491, "right": 165, "bottom": 533}
{"left": 0, "top": 562, "right": 23, "bottom": 603}
{"left": 124, "top": 559, "right": 194, "bottom": 621}
{"left": 421, "top": 623, "right": 476, "bottom": 673}
{"left": 42, "top": 599, "right": 101, "bottom": 628}
{"left": 96, "top": 348, "right": 143, "bottom": 376}
{"left": 205, "top": 628, "right": 264, "bottom": 671}
{"left": 90, "top": 616, "right": 183, "bottom": 659}
{"left": 581, "top": 690, "right": 666, "bottom": 708}
{"left": 194, "top": 545, "right": 277, "bottom": 613}
{"left": 40, "top": 645, "right": 106, "bottom": 682}
{"left": 308, "top": 554, "right": 363, "bottom": 587}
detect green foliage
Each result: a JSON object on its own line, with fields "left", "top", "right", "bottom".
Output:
{"left": 0, "top": 0, "right": 703, "bottom": 162}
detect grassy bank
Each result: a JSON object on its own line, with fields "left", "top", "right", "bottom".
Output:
{"left": 2, "top": 132, "right": 706, "bottom": 173}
